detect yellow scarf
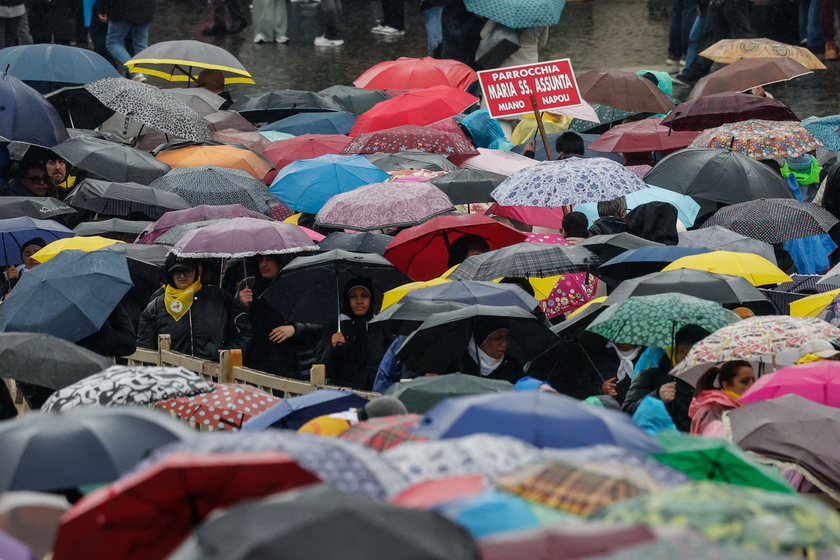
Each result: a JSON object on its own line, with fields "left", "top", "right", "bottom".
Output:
{"left": 164, "top": 279, "right": 201, "bottom": 321}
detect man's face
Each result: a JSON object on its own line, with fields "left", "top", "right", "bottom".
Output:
{"left": 45, "top": 159, "right": 67, "bottom": 186}
{"left": 258, "top": 256, "right": 280, "bottom": 280}
{"left": 23, "top": 168, "right": 50, "bottom": 196}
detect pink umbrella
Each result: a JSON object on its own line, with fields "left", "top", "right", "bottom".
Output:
{"left": 487, "top": 204, "right": 566, "bottom": 230}
{"left": 738, "top": 360, "right": 840, "bottom": 408}
{"left": 525, "top": 233, "right": 599, "bottom": 318}
{"left": 299, "top": 226, "right": 325, "bottom": 242}
{"left": 171, "top": 217, "right": 317, "bottom": 258}
{"left": 137, "top": 204, "right": 269, "bottom": 244}
{"left": 626, "top": 165, "right": 652, "bottom": 181}
{"left": 459, "top": 148, "right": 539, "bottom": 176}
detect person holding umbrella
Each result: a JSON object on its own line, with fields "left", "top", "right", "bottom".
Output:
{"left": 2, "top": 238, "right": 45, "bottom": 297}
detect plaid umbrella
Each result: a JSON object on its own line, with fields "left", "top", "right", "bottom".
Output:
{"left": 341, "top": 125, "right": 478, "bottom": 159}
{"left": 155, "top": 383, "right": 279, "bottom": 431}
{"left": 72, "top": 183, "right": 190, "bottom": 220}
{"left": 701, "top": 199, "right": 839, "bottom": 244}
{"left": 490, "top": 158, "right": 647, "bottom": 207}
{"left": 801, "top": 115, "right": 840, "bottom": 151}
{"left": 448, "top": 243, "right": 601, "bottom": 281}
{"left": 688, "top": 119, "right": 821, "bottom": 159}
{"left": 660, "top": 93, "right": 799, "bottom": 131}
{"left": 337, "top": 414, "right": 425, "bottom": 451}
{"left": 699, "top": 38, "right": 827, "bottom": 70}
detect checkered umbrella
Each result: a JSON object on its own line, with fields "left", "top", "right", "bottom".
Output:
{"left": 688, "top": 119, "right": 821, "bottom": 159}
{"left": 337, "top": 414, "right": 425, "bottom": 451}
{"left": 448, "top": 242, "right": 601, "bottom": 281}
{"left": 701, "top": 199, "right": 839, "bottom": 244}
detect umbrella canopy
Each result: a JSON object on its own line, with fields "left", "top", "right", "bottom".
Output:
{"left": 597, "top": 246, "right": 711, "bottom": 284}
{"left": 342, "top": 124, "right": 478, "bottom": 158}
{"left": 171, "top": 217, "right": 316, "bottom": 258}
{"left": 661, "top": 250, "right": 791, "bottom": 286}
{"left": 319, "top": 232, "right": 393, "bottom": 255}
{"left": 32, "top": 236, "right": 121, "bottom": 262}
{"left": 338, "top": 414, "right": 425, "bottom": 451}
{"left": 644, "top": 148, "right": 795, "bottom": 205}
{"left": 0, "top": 250, "right": 132, "bottom": 343}
{"left": 663, "top": 92, "right": 800, "bottom": 131}
{"left": 156, "top": 144, "right": 272, "bottom": 181}
{"left": 463, "top": 0, "right": 564, "bottom": 27}
{"left": 53, "top": 452, "right": 320, "bottom": 560}
{"left": 155, "top": 383, "right": 279, "bottom": 431}
{"left": 699, "top": 38, "right": 826, "bottom": 69}
{"left": 260, "top": 111, "right": 358, "bottom": 135}
{"left": 73, "top": 218, "right": 151, "bottom": 238}
{"left": 383, "top": 213, "right": 527, "bottom": 281}
{"left": 51, "top": 136, "right": 171, "bottom": 185}
{"left": 203, "top": 109, "right": 257, "bottom": 132}
{"left": 229, "top": 89, "right": 348, "bottom": 124}
{"left": 0, "top": 198, "right": 75, "bottom": 221}
{"left": 687, "top": 58, "right": 813, "bottom": 101}
{"left": 351, "top": 86, "right": 477, "bottom": 136}
{"left": 460, "top": 148, "right": 539, "bottom": 176}
{"left": 367, "top": 150, "right": 458, "bottom": 173}
{"left": 577, "top": 232, "right": 664, "bottom": 262}
{"left": 212, "top": 129, "right": 271, "bottom": 152}
{"left": 263, "top": 134, "right": 352, "bottom": 171}
{"left": 240, "top": 388, "right": 365, "bottom": 431}
{"left": 398, "top": 280, "right": 539, "bottom": 311}
{"left": 0, "top": 217, "right": 73, "bottom": 267}
{"left": 0, "top": 73, "right": 68, "bottom": 146}
{"left": 355, "top": 57, "right": 477, "bottom": 90}
{"left": 0, "top": 527, "right": 36, "bottom": 560}
{"left": 738, "top": 360, "right": 840, "bottom": 408}
{"left": 411, "top": 391, "right": 662, "bottom": 452}
{"left": 269, "top": 154, "right": 389, "bottom": 214}
{"left": 679, "top": 225, "right": 777, "bottom": 264}
{"left": 384, "top": 374, "right": 512, "bottom": 413}
{"left": 390, "top": 474, "right": 488, "bottom": 508}
{"left": 40, "top": 365, "right": 215, "bottom": 412}
{"left": 586, "top": 118, "right": 699, "bottom": 152}
{"left": 164, "top": 87, "right": 225, "bottom": 115}
{"left": 789, "top": 288, "right": 840, "bottom": 317}
{"left": 138, "top": 203, "right": 268, "bottom": 244}
{"left": 489, "top": 204, "right": 568, "bottom": 231}
{"left": 125, "top": 39, "right": 254, "bottom": 84}
{"left": 448, "top": 243, "right": 600, "bottom": 281}
{"left": 0, "top": 492, "right": 70, "bottom": 559}
{"left": 319, "top": 85, "right": 391, "bottom": 115}
{"left": 427, "top": 169, "right": 506, "bottom": 205}
{"left": 0, "top": 406, "right": 194, "bottom": 493}
{"left": 801, "top": 115, "right": 840, "bottom": 151}
{"left": 315, "top": 182, "right": 454, "bottom": 231}
{"left": 701, "top": 199, "right": 838, "bottom": 244}
{"left": 0, "top": 43, "right": 119, "bottom": 93}
{"left": 71, "top": 182, "right": 190, "bottom": 220}
{"left": 490, "top": 157, "right": 647, "bottom": 207}
{"left": 576, "top": 69, "right": 676, "bottom": 114}
{"left": 45, "top": 85, "right": 115, "bottom": 130}
{"left": 688, "top": 119, "right": 821, "bottom": 159}
{"left": 0, "top": 332, "right": 111, "bottom": 390}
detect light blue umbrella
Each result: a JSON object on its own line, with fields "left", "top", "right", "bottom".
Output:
{"left": 260, "top": 111, "right": 357, "bottom": 136}
{"left": 802, "top": 115, "right": 840, "bottom": 151}
{"left": 268, "top": 154, "right": 390, "bottom": 214}
{"left": 490, "top": 157, "right": 647, "bottom": 207}
{"left": 464, "top": 0, "right": 565, "bottom": 28}
{"left": 575, "top": 184, "right": 702, "bottom": 227}
{"left": 259, "top": 130, "right": 296, "bottom": 143}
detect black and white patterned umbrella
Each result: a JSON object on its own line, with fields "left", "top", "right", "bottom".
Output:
{"left": 84, "top": 78, "right": 213, "bottom": 141}
{"left": 701, "top": 198, "right": 840, "bottom": 244}
{"left": 449, "top": 243, "right": 602, "bottom": 281}
{"left": 41, "top": 365, "right": 215, "bottom": 412}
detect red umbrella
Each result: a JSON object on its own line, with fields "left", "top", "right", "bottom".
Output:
{"left": 341, "top": 125, "right": 479, "bottom": 162}
{"left": 263, "top": 134, "right": 352, "bottom": 171}
{"left": 390, "top": 475, "right": 487, "bottom": 509}
{"left": 155, "top": 383, "right": 279, "bottom": 431}
{"left": 586, "top": 118, "right": 699, "bottom": 153}
{"left": 354, "top": 57, "right": 477, "bottom": 91}
{"left": 383, "top": 213, "right": 527, "bottom": 281}
{"left": 350, "top": 86, "right": 478, "bottom": 137}
{"left": 659, "top": 92, "right": 799, "bottom": 131}
{"left": 53, "top": 452, "right": 320, "bottom": 560}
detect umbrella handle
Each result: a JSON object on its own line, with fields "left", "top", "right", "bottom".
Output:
{"left": 336, "top": 267, "right": 341, "bottom": 334}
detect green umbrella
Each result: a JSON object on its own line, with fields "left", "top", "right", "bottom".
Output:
{"left": 586, "top": 292, "right": 739, "bottom": 348}
{"left": 590, "top": 481, "right": 840, "bottom": 555}
{"left": 384, "top": 373, "right": 513, "bottom": 414}
{"left": 653, "top": 432, "right": 794, "bottom": 494}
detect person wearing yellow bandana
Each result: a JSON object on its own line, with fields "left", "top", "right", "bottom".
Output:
{"left": 688, "top": 360, "right": 755, "bottom": 438}
{"left": 137, "top": 254, "right": 253, "bottom": 361}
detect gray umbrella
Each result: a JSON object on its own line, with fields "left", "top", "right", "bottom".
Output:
{"left": 51, "top": 136, "right": 171, "bottom": 185}
{"left": 370, "top": 300, "right": 468, "bottom": 336}
{"left": 72, "top": 183, "right": 191, "bottom": 220}
{"left": 679, "top": 225, "right": 777, "bottom": 265}
{"left": 230, "top": 89, "right": 349, "bottom": 124}
{"left": 84, "top": 78, "right": 213, "bottom": 141}
{"left": 448, "top": 243, "right": 601, "bottom": 281}
{"left": 73, "top": 218, "right": 152, "bottom": 237}
{"left": 0, "top": 197, "right": 76, "bottom": 220}
{"left": 164, "top": 87, "right": 225, "bottom": 115}
{"left": 319, "top": 85, "right": 391, "bottom": 115}
{"left": 203, "top": 110, "right": 258, "bottom": 132}
{"left": 428, "top": 168, "right": 506, "bottom": 205}
{"left": 150, "top": 166, "right": 279, "bottom": 215}
{"left": 366, "top": 150, "right": 458, "bottom": 172}
{"left": 0, "top": 333, "right": 112, "bottom": 390}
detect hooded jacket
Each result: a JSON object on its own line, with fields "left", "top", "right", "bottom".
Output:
{"left": 688, "top": 389, "right": 741, "bottom": 438}
{"left": 622, "top": 353, "right": 693, "bottom": 432}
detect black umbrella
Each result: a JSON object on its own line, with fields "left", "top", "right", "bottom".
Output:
{"left": 0, "top": 197, "right": 76, "bottom": 220}
{"left": 230, "top": 90, "right": 349, "bottom": 124}
{"left": 98, "top": 243, "right": 169, "bottom": 329}
{"left": 46, "top": 85, "right": 115, "bottom": 129}
{"left": 0, "top": 406, "right": 195, "bottom": 492}
{"left": 448, "top": 243, "right": 601, "bottom": 281}
{"left": 166, "top": 484, "right": 476, "bottom": 560}
{"left": 318, "top": 232, "right": 393, "bottom": 255}
{"left": 700, "top": 198, "right": 839, "bottom": 244}
{"left": 0, "top": 333, "right": 111, "bottom": 390}
{"left": 369, "top": 300, "right": 468, "bottom": 335}
{"left": 319, "top": 85, "right": 391, "bottom": 115}
{"left": 551, "top": 299, "right": 610, "bottom": 339}
{"left": 72, "top": 183, "right": 191, "bottom": 220}
{"left": 577, "top": 232, "right": 664, "bottom": 262}
{"left": 395, "top": 304, "right": 558, "bottom": 375}
{"left": 73, "top": 218, "right": 152, "bottom": 238}
{"left": 427, "top": 169, "right": 506, "bottom": 205}
{"left": 597, "top": 245, "right": 712, "bottom": 285}
{"left": 51, "top": 136, "right": 171, "bottom": 185}
{"left": 366, "top": 150, "right": 458, "bottom": 172}
{"left": 679, "top": 225, "right": 777, "bottom": 264}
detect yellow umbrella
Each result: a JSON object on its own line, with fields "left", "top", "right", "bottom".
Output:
{"left": 661, "top": 250, "right": 791, "bottom": 286}
{"left": 33, "top": 237, "right": 123, "bottom": 263}
{"left": 284, "top": 213, "right": 302, "bottom": 225}
{"left": 699, "top": 38, "right": 826, "bottom": 70}
{"left": 567, "top": 296, "right": 608, "bottom": 319}
{"left": 790, "top": 288, "right": 840, "bottom": 317}
{"left": 381, "top": 277, "right": 450, "bottom": 311}
{"left": 125, "top": 40, "right": 255, "bottom": 84}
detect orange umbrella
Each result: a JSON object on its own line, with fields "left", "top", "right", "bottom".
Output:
{"left": 699, "top": 38, "right": 826, "bottom": 70}
{"left": 156, "top": 145, "right": 273, "bottom": 180}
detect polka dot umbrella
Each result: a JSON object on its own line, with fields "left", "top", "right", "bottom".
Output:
{"left": 155, "top": 383, "right": 279, "bottom": 431}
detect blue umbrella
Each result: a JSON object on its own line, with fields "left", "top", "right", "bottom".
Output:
{"left": 411, "top": 391, "right": 664, "bottom": 453}
{"left": 260, "top": 111, "right": 358, "bottom": 136}
{"left": 268, "top": 154, "right": 389, "bottom": 214}
{"left": 242, "top": 389, "right": 369, "bottom": 431}
{"left": 463, "top": 0, "right": 565, "bottom": 28}
{"left": 598, "top": 246, "right": 713, "bottom": 284}
{"left": 401, "top": 280, "right": 539, "bottom": 311}
{"left": 258, "top": 130, "right": 296, "bottom": 143}
{"left": 0, "top": 217, "right": 73, "bottom": 266}
{"left": 0, "top": 73, "right": 69, "bottom": 146}
{"left": 575, "top": 184, "right": 702, "bottom": 227}
{"left": 802, "top": 115, "right": 840, "bottom": 151}
{"left": 0, "top": 44, "right": 120, "bottom": 94}
{"left": 0, "top": 250, "right": 132, "bottom": 342}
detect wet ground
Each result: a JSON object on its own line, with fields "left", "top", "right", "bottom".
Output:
{"left": 148, "top": 0, "right": 840, "bottom": 119}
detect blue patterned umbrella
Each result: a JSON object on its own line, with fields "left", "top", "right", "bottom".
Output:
{"left": 802, "top": 115, "right": 840, "bottom": 151}
{"left": 490, "top": 157, "right": 647, "bottom": 207}
{"left": 464, "top": 0, "right": 565, "bottom": 28}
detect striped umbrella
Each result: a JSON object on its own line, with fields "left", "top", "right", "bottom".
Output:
{"left": 701, "top": 199, "right": 839, "bottom": 244}
{"left": 72, "top": 183, "right": 190, "bottom": 220}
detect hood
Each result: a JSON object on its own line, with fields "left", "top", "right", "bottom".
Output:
{"left": 688, "top": 389, "right": 741, "bottom": 419}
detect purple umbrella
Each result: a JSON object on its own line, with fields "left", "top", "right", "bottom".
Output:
{"left": 315, "top": 182, "right": 454, "bottom": 231}
{"left": 0, "top": 531, "right": 36, "bottom": 560}
{"left": 171, "top": 217, "right": 317, "bottom": 258}
{"left": 137, "top": 204, "right": 269, "bottom": 245}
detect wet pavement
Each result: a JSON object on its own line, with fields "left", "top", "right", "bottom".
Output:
{"left": 148, "top": 0, "right": 840, "bottom": 119}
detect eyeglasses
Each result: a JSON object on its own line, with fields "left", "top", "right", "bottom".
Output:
{"left": 26, "top": 175, "right": 50, "bottom": 184}
{"left": 172, "top": 270, "right": 194, "bottom": 277}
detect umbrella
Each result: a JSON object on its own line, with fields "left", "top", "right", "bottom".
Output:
{"left": 688, "top": 119, "right": 821, "bottom": 159}
{"left": 351, "top": 86, "right": 477, "bottom": 136}
{"left": 0, "top": 530, "right": 35, "bottom": 560}
{"left": 487, "top": 205, "right": 566, "bottom": 230}
{"left": 597, "top": 246, "right": 712, "bottom": 284}
{"left": 0, "top": 406, "right": 195, "bottom": 493}
{"left": 410, "top": 391, "right": 662, "bottom": 453}
{"left": 367, "top": 150, "right": 459, "bottom": 172}
{"left": 354, "top": 57, "right": 478, "bottom": 90}
{"left": 586, "top": 118, "right": 699, "bottom": 152}
{"left": 337, "top": 414, "right": 425, "bottom": 450}
{"left": 263, "top": 134, "right": 352, "bottom": 171}
{"left": 0, "top": 217, "right": 73, "bottom": 266}
{"left": 203, "top": 109, "right": 258, "bottom": 132}
{"left": 370, "top": 299, "right": 470, "bottom": 336}
{"left": 0, "top": 332, "right": 111, "bottom": 390}
{"left": 269, "top": 154, "right": 389, "bottom": 213}
{"left": 789, "top": 288, "right": 840, "bottom": 317}
{"left": 701, "top": 199, "right": 838, "bottom": 244}
{"left": 155, "top": 144, "right": 272, "bottom": 181}
{"left": 242, "top": 389, "right": 370, "bottom": 432}
{"left": 390, "top": 474, "right": 488, "bottom": 508}
{"left": 0, "top": 250, "right": 132, "bottom": 343}
{"left": 31, "top": 236, "right": 121, "bottom": 263}
{"left": 45, "top": 85, "right": 115, "bottom": 130}
{"left": 427, "top": 169, "right": 506, "bottom": 205}
{"left": 463, "top": 0, "right": 564, "bottom": 27}
{"left": 53, "top": 452, "right": 320, "bottom": 560}
{"left": 461, "top": 148, "right": 539, "bottom": 176}
{"left": 0, "top": 73, "right": 68, "bottom": 146}
{"left": 383, "top": 213, "right": 527, "bottom": 281}
{"left": 576, "top": 185, "right": 702, "bottom": 229}
{"left": 40, "top": 365, "right": 215, "bottom": 412}
{"left": 398, "top": 280, "right": 539, "bottom": 311}
{"left": 725, "top": 394, "right": 840, "bottom": 501}
{"left": 125, "top": 39, "right": 254, "bottom": 84}
{"left": 384, "top": 374, "right": 512, "bottom": 413}
{"left": 0, "top": 492, "right": 70, "bottom": 559}
{"left": 260, "top": 249, "right": 412, "bottom": 325}
{"left": 319, "top": 232, "right": 393, "bottom": 255}
{"left": 319, "top": 85, "right": 391, "bottom": 115}
{"left": 164, "top": 87, "right": 225, "bottom": 115}
{"left": 229, "top": 89, "right": 348, "bottom": 124}
{"left": 576, "top": 69, "right": 676, "bottom": 114}
{"left": 512, "top": 131, "right": 624, "bottom": 162}
{"left": 260, "top": 111, "right": 357, "bottom": 135}
{"left": 51, "top": 136, "right": 171, "bottom": 185}
{"left": 0, "top": 198, "right": 75, "bottom": 221}
{"left": 448, "top": 243, "right": 600, "bottom": 281}
{"left": 687, "top": 58, "right": 813, "bottom": 101}
{"left": 342, "top": 124, "right": 479, "bottom": 158}
{"left": 315, "top": 182, "right": 454, "bottom": 231}
{"left": 70, "top": 183, "right": 190, "bottom": 220}
{"left": 150, "top": 219, "right": 227, "bottom": 246}
{"left": 490, "top": 158, "right": 647, "bottom": 207}
{"left": 258, "top": 130, "right": 295, "bottom": 142}
{"left": 653, "top": 432, "right": 793, "bottom": 493}
{"left": 84, "top": 78, "right": 212, "bottom": 141}
{"left": 73, "top": 218, "right": 151, "bottom": 238}
{"left": 212, "top": 129, "right": 271, "bottom": 152}
{"left": 699, "top": 38, "right": 826, "bottom": 70}
{"left": 163, "top": 484, "right": 476, "bottom": 560}
{"left": 138, "top": 203, "right": 268, "bottom": 244}
{"left": 155, "top": 382, "right": 279, "bottom": 431}
{"left": 801, "top": 115, "right": 840, "bottom": 151}
{"left": 679, "top": 225, "right": 777, "bottom": 264}
{"left": 661, "top": 92, "right": 799, "bottom": 131}
{"left": 567, "top": 103, "right": 646, "bottom": 133}
{"left": 644, "top": 148, "right": 795, "bottom": 205}
{"left": 738, "top": 360, "right": 840, "bottom": 408}
{"left": 0, "top": 43, "right": 120, "bottom": 93}
{"left": 577, "top": 233, "right": 663, "bottom": 261}
{"left": 171, "top": 217, "right": 316, "bottom": 258}
{"left": 661, "top": 250, "right": 790, "bottom": 286}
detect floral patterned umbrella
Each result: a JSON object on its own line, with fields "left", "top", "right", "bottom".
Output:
{"left": 688, "top": 119, "right": 821, "bottom": 159}
{"left": 490, "top": 157, "right": 647, "bottom": 207}
{"left": 525, "top": 233, "right": 598, "bottom": 318}
{"left": 341, "top": 125, "right": 478, "bottom": 160}
{"left": 701, "top": 199, "right": 839, "bottom": 244}
{"left": 699, "top": 38, "right": 827, "bottom": 70}
{"left": 155, "top": 383, "right": 279, "bottom": 431}
{"left": 587, "top": 293, "right": 740, "bottom": 349}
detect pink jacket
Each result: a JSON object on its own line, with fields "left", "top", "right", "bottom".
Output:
{"left": 688, "top": 390, "right": 741, "bottom": 438}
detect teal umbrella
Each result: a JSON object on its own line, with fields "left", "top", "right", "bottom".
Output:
{"left": 385, "top": 374, "right": 513, "bottom": 414}
{"left": 463, "top": 0, "right": 565, "bottom": 28}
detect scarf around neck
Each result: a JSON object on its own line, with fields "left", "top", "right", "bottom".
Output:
{"left": 606, "top": 341, "right": 641, "bottom": 382}
{"left": 164, "top": 279, "right": 202, "bottom": 321}
{"left": 467, "top": 336, "right": 504, "bottom": 376}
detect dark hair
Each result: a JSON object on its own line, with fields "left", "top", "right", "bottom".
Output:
{"left": 822, "top": 162, "right": 840, "bottom": 220}
{"left": 759, "top": 159, "right": 782, "bottom": 175}
{"left": 498, "top": 277, "right": 535, "bottom": 297}
{"left": 561, "top": 211, "right": 590, "bottom": 239}
{"left": 20, "top": 160, "right": 46, "bottom": 179}
{"left": 555, "top": 132, "right": 585, "bottom": 156}
{"left": 675, "top": 324, "right": 711, "bottom": 349}
{"left": 694, "top": 360, "right": 752, "bottom": 396}
{"left": 196, "top": 69, "right": 225, "bottom": 92}
{"left": 447, "top": 234, "right": 490, "bottom": 268}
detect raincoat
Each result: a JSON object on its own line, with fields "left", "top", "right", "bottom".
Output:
{"left": 688, "top": 389, "right": 741, "bottom": 438}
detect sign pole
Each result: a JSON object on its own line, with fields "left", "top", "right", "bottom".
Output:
{"left": 530, "top": 94, "right": 553, "bottom": 161}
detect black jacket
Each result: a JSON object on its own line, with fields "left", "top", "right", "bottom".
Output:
{"left": 318, "top": 318, "right": 393, "bottom": 392}
{"left": 622, "top": 354, "right": 693, "bottom": 432}
{"left": 77, "top": 301, "right": 137, "bottom": 358}
{"left": 137, "top": 285, "right": 253, "bottom": 361}
{"left": 439, "top": 0, "right": 484, "bottom": 69}
{"left": 446, "top": 351, "right": 523, "bottom": 385}
{"left": 101, "top": 0, "right": 155, "bottom": 24}
{"left": 588, "top": 216, "right": 628, "bottom": 237}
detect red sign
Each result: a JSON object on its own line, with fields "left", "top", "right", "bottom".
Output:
{"left": 478, "top": 58, "right": 583, "bottom": 119}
